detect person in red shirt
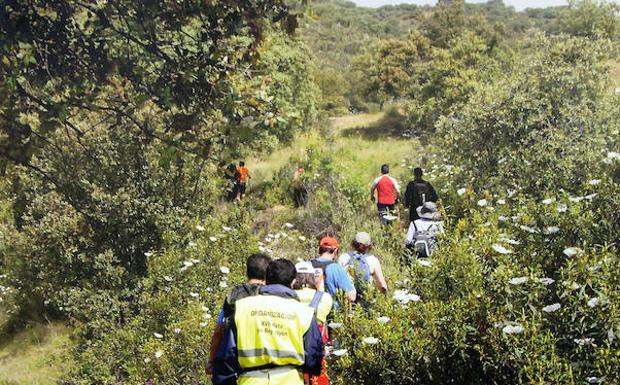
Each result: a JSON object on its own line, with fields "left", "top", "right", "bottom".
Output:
{"left": 235, "top": 161, "right": 251, "bottom": 201}
{"left": 370, "top": 164, "right": 401, "bottom": 225}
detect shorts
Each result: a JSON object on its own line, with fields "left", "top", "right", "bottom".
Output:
{"left": 377, "top": 203, "right": 395, "bottom": 225}
{"left": 236, "top": 182, "right": 247, "bottom": 195}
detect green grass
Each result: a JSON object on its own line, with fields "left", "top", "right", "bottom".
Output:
{"left": 251, "top": 109, "right": 419, "bottom": 186}
{"left": 0, "top": 322, "right": 74, "bottom": 385}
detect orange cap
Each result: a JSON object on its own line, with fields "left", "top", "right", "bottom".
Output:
{"left": 319, "top": 236, "right": 339, "bottom": 249}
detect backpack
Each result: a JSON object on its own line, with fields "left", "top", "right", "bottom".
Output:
{"left": 344, "top": 252, "right": 372, "bottom": 303}
{"left": 222, "top": 282, "right": 261, "bottom": 320}
{"left": 413, "top": 221, "right": 440, "bottom": 258}
{"left": 412, "top": 181, "right": 429, "bottom": 207}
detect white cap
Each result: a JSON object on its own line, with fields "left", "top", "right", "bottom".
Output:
{"left": 295, "top": 261, "right": 315, "bottom": 274}
{"left": 354, "top": 232, "right": 372, "bottom": 246}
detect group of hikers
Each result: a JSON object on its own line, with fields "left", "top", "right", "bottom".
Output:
{"left": 206, "top": 163, "right": 445, "bottom": 385}
{"left": 207, "top": 231, "right": 388, "bottom": 385}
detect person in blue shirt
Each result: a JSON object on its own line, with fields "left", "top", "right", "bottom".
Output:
{"left": 310, "top": 236, "right": 356, "bottom": 304}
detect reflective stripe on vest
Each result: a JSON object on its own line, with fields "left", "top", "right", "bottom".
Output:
{"left": 235, "top": 294, "right": 314, "bottom": 369}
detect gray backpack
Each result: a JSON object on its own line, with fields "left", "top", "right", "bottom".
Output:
{"left": 413, "top": 222, "right": 440, "bottom": 257}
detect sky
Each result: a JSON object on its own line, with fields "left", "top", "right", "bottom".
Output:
{"left": 350, "top": 0, "right": 569, "bottom": 11}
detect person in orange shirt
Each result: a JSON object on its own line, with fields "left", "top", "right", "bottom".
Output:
{"left": 235, "top": 161, "right": 251, "bottom": 201}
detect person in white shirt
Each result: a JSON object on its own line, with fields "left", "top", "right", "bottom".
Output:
{"left": 405, "top": 202, "right": 444, "bottom": 258}
{"left": 338, "top": 232, "right": 388, "bottom": 294}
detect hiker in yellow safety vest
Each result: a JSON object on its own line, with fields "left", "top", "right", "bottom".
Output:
{"left": 212, "top": 259, "right": 325, "bottom": 385}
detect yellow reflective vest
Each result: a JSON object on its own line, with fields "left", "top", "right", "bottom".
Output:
{"left": 234, "top": 293, "right": 315, "bottom": 385}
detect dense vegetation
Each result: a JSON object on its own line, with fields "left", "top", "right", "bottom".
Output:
{"left": 1, "top": 0, "right": 619, "bottom": 384}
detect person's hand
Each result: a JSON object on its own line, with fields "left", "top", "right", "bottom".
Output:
{"left": 370, "top": 195, "right": 375, "bottom": 203}
{"left": 205, "top": 361, "right": 214, "bottom": 375}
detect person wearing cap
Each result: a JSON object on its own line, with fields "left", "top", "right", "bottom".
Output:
{"left": 213, "top": 259, "right": 324, "bottom": 385}
{"left": 338, "top": 232, "right": 388, "bottom": 294}
{"left": 293, "top": 261, "right": 333, "bottom": 385}
{"left": 310, "top": 236, "right": 356, "bottom": 304}
{"left": 405, "top": 202, "right": 444, "bottom": 258}
{"left": 370, "top": 164, "right": 401, "bottom": 225}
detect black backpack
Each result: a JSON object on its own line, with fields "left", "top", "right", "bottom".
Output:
{"left": 222, "top": 282, "right": 261, "bottom": 320}
{"left": 413, "top": 181, "right": 429, "bottom": 207}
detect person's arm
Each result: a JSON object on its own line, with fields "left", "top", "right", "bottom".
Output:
{"left": 370, "top": 177, "right": 378, "bottom": 202}
{"left": 331, "top": 265, "right": 357, "bottom": 303}
{"left": 302, "top": 317, "right": 325, "bottom": 376}
{"left": 392, "top": 177, "right": 401, "bottom": 201}
{"left": 206, "top": 323, "right": 226, "bottom": 374}
{"left": 404, "top": 182, "right": 412, "bottom": 207}
{"left": 372, "top": 263, "right": 388, "bottom": 294}
{"left": 212, "top": 323, "right": 241, "bottom": 385}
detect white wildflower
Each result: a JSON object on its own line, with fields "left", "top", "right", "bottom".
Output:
{"left": 586, "top": 376, "right": 604, "bottom": 383}
{"left": 200, "top": 322, "right": 208, "bottom": 328}
{"left": 196, "top": 225, "right": 205, "bottom": 231}
{"left": 183, "top": 261, "right": 194, "bottom": 267}
{"left": 588, "top": 179, "right": 601, "bottom": 186}
{"left": 563, "top": 247, "right": 581, "bottom": 257}
{"left": 174, "top": 328, "right": 181, "bottom": 334}
{"left": 502, "top": 324, "right": 524, "bottom": 334}
{"left": 298, "top": 236, "right": 307, "bottom": 241}
{"left": 222, "top": 226, "right": 232, "bottom": 232}
{"left": 362, "top": 337, "right": 379, "bottom": 344}
{"left": 153, "top": 332, "right": 163, "bottom": 339}
{"left": 188, "top": 241, "right": 197, "bottom": 248}
{"left": 219, "top": 281, "right": 228, "bottom": 288}
{"left": 417, "top": 259, "right": 432, "bottom": 267}
{"left": 144, "top": 251, "right": 154, "bottom": 257}
{"left": 492, "top": 244, "right": 512, "bottom": 254}
{"left": 587, "top": 297, "right": 600, "bottom": 308}
{"left": 542, "top": 198, "right": 553, "bottom": 205}
{"left": 499, "top": 237, "right": 520, "bottom": 245}
{"left": 477, "top": 199, "right": 488, "bottom": 207}
{"left": 191, "top": 258, "right": 200, "bottom": 264}
{"left": 202, "top": 313, "right": 211, "bottom": 320}
{"left": 498, "top": 216, "right": 509, "bottom": 222}
{"left": 274, "top": 233, "right": 281, "bottom": 239}
{"left": 201, "top": 306, "right": 209, "bottom": 311}
{"left": 519, "top": 225, "right": 538, "bottom": 234}
{"left": 154, "top": 351, "right": 163, "bottom": 359}
{"left": 556, "top": 203, "right": 568, "bottom": 213}
{"left": 393, "top": 290, "right": 420, "bottom": 304}
{"left": 209, "top": 236, "right": 217, "bottom": 242}
{"left": 543, "top": 226, "right": 560, "bottom": 235}
{"left": 328, "top": 322, "right": 343, "bottom": 329}
{"left": 144, "top": 357, "right": 151, "bottom": 363}
{"left": 508, "top": 277, "right": 528, "bottom": 285}
{"left": 283, "top": 222, "right": 295, "bottom": 229}
{"left": 569, "top": 196, "right": 584, "bottom": 203}
{"left": 585, "top": 193, "right": 598, "bottom": 200}
{"left": 189, "top": 292, "right": 199, "bottom": 298}
{"left": 163, "top": 276, "right": 173, "bottom": 282}
{"left": 537, "top": 277, "right": 555, "bottom": 286}
{"left": 377, "top": 316, "right": 391, "bottom": 324}
{"left": 457, "top": 188, "right": 467, "bottom": 196}
{"left": 332, "top": 349, "right": 348, "bottom": 357}
{"left": 574, "top": 337, "right": 594, "bottom": 346}
{"left": 220, "top": 266, "right": 230, "bottom": 274}
{"left": 542, "top": 303, "right": 561, "bottom": 313}
{"left": 258, "top": 246, "right": 266, "bottom": 252}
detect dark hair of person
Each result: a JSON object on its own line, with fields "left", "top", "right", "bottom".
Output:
{"left": 318, "top": 246, "right": 337, "bottom": 255}
{"left": 239, "top": 161, "right": 245, "bottom": 166}
{"left": 351, "top": 241, "right": 370, "bottom": 253}
{"left": 414, "top": 167, "right": 423, "bottom": 179}
{"left": 381, "top": 164, "right": 389, "bottom": 174}
{"left": 265, "top": 259, "right": 296, "bottom": 286}
{"left": 292, "top": 273, "right": 316, "bottom": 290}
{"left": 246, "top": 253, "right": 272, "bottom": 280}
